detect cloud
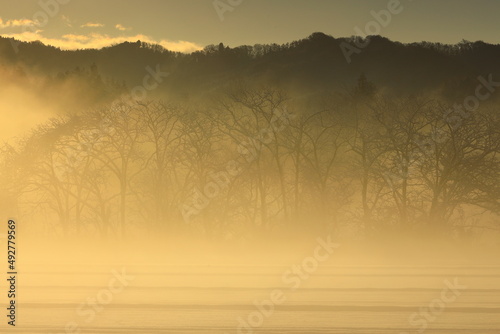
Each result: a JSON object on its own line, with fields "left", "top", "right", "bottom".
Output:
{"left": 158, "top": 40, "right": 203, "bottom": 53}
{"left": 4, "top": 31, "right": 203, "bottom": 53}
{"left": 80, "top": 22, "right": 104, "bottom": 28}
{"left": 115, "top": 24, "right": 131, "bottom": 31}
{"left": 61, "top": 34, "right": 91, "bottom": 42}
{"left": 0, "top": 17, "right": 36, "bottom": 29}
{"left": 61, "top": 15, "right": 72, "bottom": 27}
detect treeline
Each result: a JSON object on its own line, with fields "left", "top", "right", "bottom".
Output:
{"left": 1, "top": 80, "right": 500, "bottom": 240}
{"left": 3, "top": 33, "right": 500, "bottom": 102}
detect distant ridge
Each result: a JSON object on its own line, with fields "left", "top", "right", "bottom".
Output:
{"left": 2, "top": 33, "right": 500, "bottom": 100}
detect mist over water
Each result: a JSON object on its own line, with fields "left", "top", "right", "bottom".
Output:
{"left": 6, "top": 234, "right": 499, "bottom": 333}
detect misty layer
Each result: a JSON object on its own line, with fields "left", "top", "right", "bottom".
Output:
{"left": 0, "top": 35, "right": 499, "bottom": 249}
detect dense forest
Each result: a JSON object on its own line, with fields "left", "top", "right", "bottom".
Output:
{"left": 1, "top": 33, "right": 500, "bottom": 241}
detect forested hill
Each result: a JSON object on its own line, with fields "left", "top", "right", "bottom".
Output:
{"left": 2, "top": 32, "right": 500, "bottom": 103}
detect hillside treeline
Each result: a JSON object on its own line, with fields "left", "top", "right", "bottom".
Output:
{"left": 3, "top": 33, "right": 500, "bottom": 104}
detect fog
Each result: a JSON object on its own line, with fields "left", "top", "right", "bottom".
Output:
{"left": 9, "top": 235, "right": 499, "bottom": 333}
{"left": 1, "top": 35, "right": 500, "bottom": 333}
{"left": 0, "top": 77, "right": 54, "bottom": 142}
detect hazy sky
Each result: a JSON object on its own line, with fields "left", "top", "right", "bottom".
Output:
{"left": 0, "top": 0, "right": 499, "bottom": 52}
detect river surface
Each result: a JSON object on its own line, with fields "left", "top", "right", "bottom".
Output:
{"left": 3, "top": 264, "right": 500, "bottom": 333}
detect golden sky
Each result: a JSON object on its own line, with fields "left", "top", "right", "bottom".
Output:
{"left": 1, "top": 0, "right": 500, "bottom": 53}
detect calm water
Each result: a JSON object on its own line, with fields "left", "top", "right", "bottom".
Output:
{"left": 4, "top": 264, "right": 500, "bottom": 333}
